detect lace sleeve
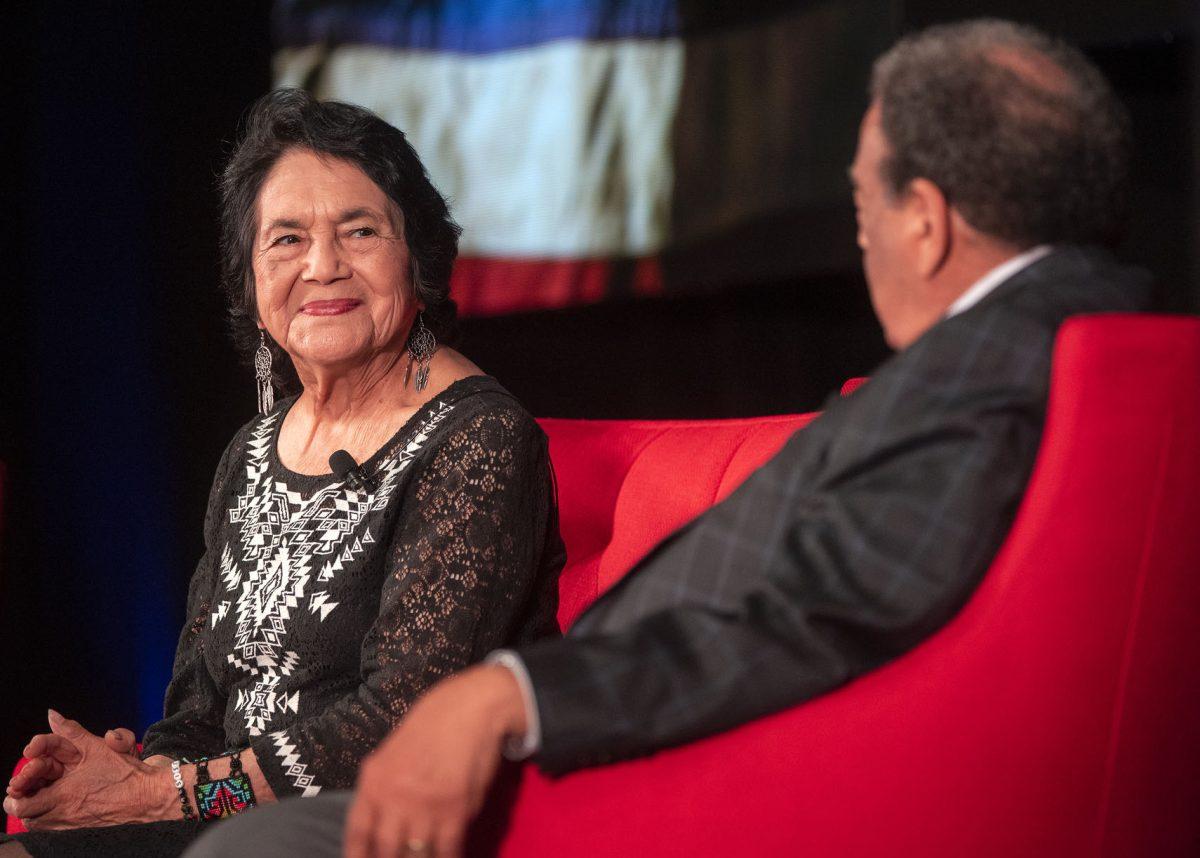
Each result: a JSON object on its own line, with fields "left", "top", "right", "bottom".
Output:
{"left": 140, "top": 435, "right": 241, "bottom": 760}
{"left": 249, "top": 405, "right": 559, "bottom": 797}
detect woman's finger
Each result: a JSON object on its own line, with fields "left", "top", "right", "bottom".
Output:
{"left": 9, "top": 756, "right": 65, "bottom": 794}
{"left": 23, "top": 734, "right": 81, "bottom": 765}
{"left": 8, "top": 761, "right": 47, "bottom": 796}
{"left": 46, "top": 711, "right": 91, "bottom": 745}
{"left": 25, "top": 756, "right": 65, "bottom": 782}
{"left": 4, "top": 788, "right": 56, "bottom": 822}
{"left": 104, "top": 728, "right": 137, "bottom": 754}
{"left": 23, "top": 733, "right": 51, "bottom": 758}
{"left": 12, "top": 757, "right": 46, "bottom": 785}
{"left": 7, "top": 770, "right": 42, "bottom": 798}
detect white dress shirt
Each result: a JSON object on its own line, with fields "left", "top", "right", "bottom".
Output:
{"left": 945, "top": 245, "right": 1053, "bottom": 318}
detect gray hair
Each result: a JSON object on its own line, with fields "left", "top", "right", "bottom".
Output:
{"left": 870, "top": 19, "right": 1131, "bottom": 248}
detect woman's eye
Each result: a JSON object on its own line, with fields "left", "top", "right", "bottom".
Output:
{"left": 271, "top": 234, "right": 300, "bottom": 247}
{"left": 350, "top": 227, "right": 376, "bottom": 238}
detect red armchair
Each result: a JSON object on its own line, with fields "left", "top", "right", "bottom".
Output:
{"left": 488, "top": 314, "right": 1200, "bottom": 856}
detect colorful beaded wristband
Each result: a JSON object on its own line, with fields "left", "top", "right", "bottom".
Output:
{"left": 193, "top": 750, "right": 257, "bottom": 821}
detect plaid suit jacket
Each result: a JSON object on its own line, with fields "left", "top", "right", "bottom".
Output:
{"left": 519, "top": 246, "right": 1151, "bottom": 774}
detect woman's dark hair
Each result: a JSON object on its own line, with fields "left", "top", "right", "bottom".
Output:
{"left": 870, "top": 19, "right": 1131, "bottom": 248}
{"left": 220, "top": 88, "right": 462, "bottom": 388}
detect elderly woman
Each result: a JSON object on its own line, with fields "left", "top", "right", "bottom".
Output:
{"left": 0, "top": 89, "right": 563, "bottom": 857}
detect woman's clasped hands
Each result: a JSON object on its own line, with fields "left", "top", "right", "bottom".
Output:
{"left": 3, "top": 709, "right": 174, "bottom": 831}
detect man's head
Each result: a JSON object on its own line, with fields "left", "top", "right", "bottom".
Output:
{"left": 851, "top": 19, "right": 1131, "bottom": 349}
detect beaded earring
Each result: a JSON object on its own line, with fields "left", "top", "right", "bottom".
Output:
{"left": 255, "top": 330, "right": 275, "bottom": 414}
{"left": 407, "top": 314, "right": 437, "bottom": 392}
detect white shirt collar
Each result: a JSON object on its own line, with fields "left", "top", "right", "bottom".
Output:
{"left": 946, "top": 245, "right": 1054, "bottom": 319}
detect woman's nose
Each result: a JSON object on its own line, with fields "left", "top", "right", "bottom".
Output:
{"left": 302, "top": 235, "right": 351, "bottom": 284}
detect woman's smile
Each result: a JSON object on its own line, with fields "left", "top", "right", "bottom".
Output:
{"left": 299, "top": 298, "right": 362, "bottom": 316}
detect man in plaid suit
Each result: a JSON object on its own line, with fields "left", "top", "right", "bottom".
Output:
{"left": 189, "top": 19, "right": 1151, "bottom": 858}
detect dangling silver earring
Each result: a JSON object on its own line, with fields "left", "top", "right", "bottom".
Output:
{"left": 255, "top": 329, "right": 275, "bottom": 415}
{"left": 407, "top": 314, "right": 437, "bottom": 393}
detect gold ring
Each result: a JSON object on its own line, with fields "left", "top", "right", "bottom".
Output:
{"left": 405, "top": 838, "right": 431, "bottom": 854}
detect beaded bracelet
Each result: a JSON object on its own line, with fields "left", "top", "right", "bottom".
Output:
{"left": 170, "top": 759, "right": 196, "bottom": 822}
{"left": 193, "top": 750, "right": 257, "bottom": 821}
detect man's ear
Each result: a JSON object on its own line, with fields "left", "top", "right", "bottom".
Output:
{"left": 904, "top": 177, "right": 952, "bottom": 279}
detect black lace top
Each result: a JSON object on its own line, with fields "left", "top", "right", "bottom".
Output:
{"left": 139, "top": 376, "right": 564, "bottom": 799}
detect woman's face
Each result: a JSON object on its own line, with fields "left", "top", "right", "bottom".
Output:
{"left": 252, "top": 148, "right": 418, "bottom": 373}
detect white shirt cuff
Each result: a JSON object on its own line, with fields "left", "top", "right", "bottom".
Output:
{"left": 485, "top": 649, "right": 542, "bottom": 760}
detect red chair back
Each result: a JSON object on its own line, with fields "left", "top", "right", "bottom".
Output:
{"left": 538, "top": 414, "right": 814, "bottom": 629}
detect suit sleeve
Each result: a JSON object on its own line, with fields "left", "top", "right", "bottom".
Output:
{"left": 140, "top": 435, "right": 242, "bottom": 761}
{"left": 248, "top": 406, "right": 559, "bottom": 797}
{"left": 519, "top": 338, "right": 1050, "bottom": 774}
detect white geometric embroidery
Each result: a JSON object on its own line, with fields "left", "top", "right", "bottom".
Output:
{"left": 219, "top": 544, "right": 242, "bottom": 588}
{"left": 211, "top": 601, "right": 230, "bottom": 628}
{"left": 213, "top": 401, "right": 456, "bottom": 735}
{"left": 269, "top": 730, "right": 322, "bottom": 798}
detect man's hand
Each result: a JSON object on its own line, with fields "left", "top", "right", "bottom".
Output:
{"left": 344, "top": 664, "right": 528, "bottom": 858}
{"left": 2, "top": 711, "right": 175, "bottom": 830}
